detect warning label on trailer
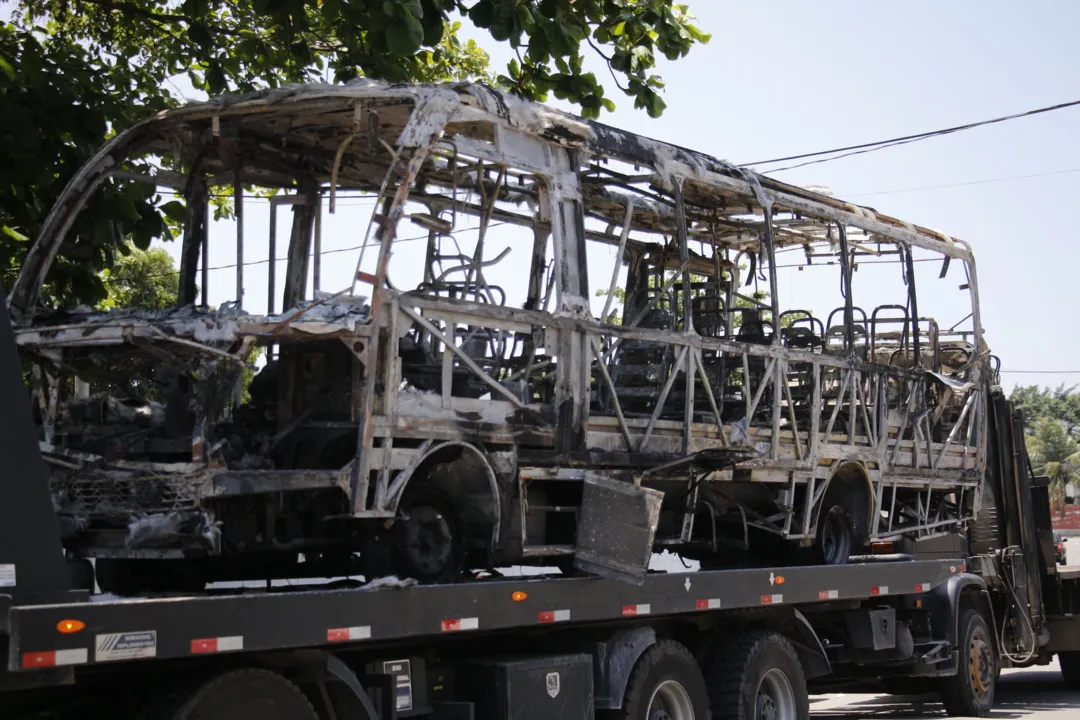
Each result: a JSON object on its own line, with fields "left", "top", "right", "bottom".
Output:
{"left": 95, "top": 631, "right": 158, "bottom": 662}
{"left": 383, "top": 659, "right": 413, "bottom": 711}
{"left": 0, "top": 563, "right": 15, "bottom": 587}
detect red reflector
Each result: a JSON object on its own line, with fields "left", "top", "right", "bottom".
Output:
{"left": 22, "top": 652, "right": 55, "bottom": 668}
{"left": 191, "top": 638, "right": 218, "bottom": 654}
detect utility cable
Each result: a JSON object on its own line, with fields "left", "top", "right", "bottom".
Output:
{"left": 741, "top": 99, "right": 1080, "bottom": 171}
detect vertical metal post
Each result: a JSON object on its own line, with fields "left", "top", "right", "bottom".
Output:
{"left": 268, "top": 199, "right": 277, "bottom": 315}
{"left": 674, "top": 178, "right": 694, "bottom": 455}
{"left": 904, "top": 246, "right": 921, "bottom": 365}
{"left": 201, "top": 201, "right": 209, "bottom": 309}
{"left": 234, "top": 172, "right": 244, "bottom": 308}
{"left": 313, "top": 190, "right": 323, "bottom": 293}
{"left": 761, "top": 209, "right": 781, "bottom": 341}
{"left": 837, "top": 224, "right": 855, "bottom": 355}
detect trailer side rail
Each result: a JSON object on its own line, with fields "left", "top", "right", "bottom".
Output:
{"left": 7, "top": 558, "right": 963, "bottom": 672}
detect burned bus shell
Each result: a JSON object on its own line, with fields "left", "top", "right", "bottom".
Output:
{"left": 9, "top": 81, "right": 992, "bottom": 588}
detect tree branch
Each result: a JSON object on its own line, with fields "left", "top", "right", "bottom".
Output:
{"left": 76, "top": 0, "right": 243, "bottom": 37}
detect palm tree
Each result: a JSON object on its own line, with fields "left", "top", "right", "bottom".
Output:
{"left": 1027, "top": 418, "right": 1080, "bottom": 518}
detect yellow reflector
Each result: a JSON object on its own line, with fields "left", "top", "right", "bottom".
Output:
{"left": 775, "top": 576, "right": 785, "bottom": 585}
{"left": 57, "top": 619, "right": 86, "bottom": 634}
{"left": 511, "top": 591, "right": 528, "bottom": 602}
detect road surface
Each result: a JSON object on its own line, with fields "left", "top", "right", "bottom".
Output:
{"left": 812, "top": 662, "right": 1078, "bottom": 718}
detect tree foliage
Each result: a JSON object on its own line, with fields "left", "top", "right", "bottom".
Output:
{"left": 3, "top": 1, "right": 707, "bottom": 309}
{"left": 1027, "top": 417, "right": 1080, "bottom": 516}
{"left": 1011, "top": 384, "right": 1080, "bottom": 436}
{"left": 100, "top": 245, "right": 180, "bottom": 310}
{"left": 0, "top": 24, "right": 170, "bottom": 307}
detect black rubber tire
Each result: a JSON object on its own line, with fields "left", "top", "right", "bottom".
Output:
{"left": 392, "top": 491, "right": 466, "bottom": 584}
{"left": 939, "top": 609, "right": 996, "bottom": 717}
{"left": 706, "top": 630, "right": 810, "bottom": 720}
{"left": 610, "top": 639, "right": 710, "bottom": 720}
{"left": 160, "top": 669, "right": 318, "bottom": 720}
{"left": 814, "top": 504, "right": 853, "bottom": 565}
{"left": 1060, "top": 650, "right": 1080, "bottom": 688}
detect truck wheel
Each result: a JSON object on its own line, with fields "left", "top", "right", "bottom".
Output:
{"left": 611, "top": 639, "right": 710, "bottom": 719}
{"left": 939, "top": 609, "right": 996, "bottom": 717}
{"left": 1059, "top": 650, "right": 1080, "bottom": 687}
{"left": 162, "top": 669, "right": 318, "bottom": 720}
{"left": 706, "top": 631, "right": 809, "bottom": 720}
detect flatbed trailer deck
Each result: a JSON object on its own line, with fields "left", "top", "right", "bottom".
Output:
{"left": 8, "top": 559, "right": 962, "bottom": 672}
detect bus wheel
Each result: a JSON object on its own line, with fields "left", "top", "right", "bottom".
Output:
{"left": 612, "top": 640, "right": 710, "bottom": 720}
{"left": 940, "top": 609, "right": 996, "bottom": 717}
{"left": 706, "top": 630, "right": 809, "bottom": 720}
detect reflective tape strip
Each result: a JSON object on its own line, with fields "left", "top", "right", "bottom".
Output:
{"left": 621, "top": 604, "right": 651, "bottom": 616}
{"left": 760, "top": 594, "right": 783, "bottom": 605}
{"left": 441, "top": 617, "right": 479, "bottom": 632}
{"left": 819, "top": 590, "right": 839, "bottom": 600}
{"left": 538, "top": 609, "right": 571, "bottom": 623}
{"left": 191, "top": 636, "right": 244, "bottom": 654}
{"left": 914, "top": 582, "right": 930, "bottom": 592}
{"left": 22, "top": 648, "right": 88, "bottom": 669}
{"left": 871, "top": 586, "right": 889, "bottom": 596}
{"left": 327, "top": 626, "right": 372, "bottom": 642}
{"left": 696, "top": 598, "right": 722, "bottom": 610}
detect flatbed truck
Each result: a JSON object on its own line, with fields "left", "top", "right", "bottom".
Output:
{"left": 1, "top": 290, "right": 1079, "bottom": 719}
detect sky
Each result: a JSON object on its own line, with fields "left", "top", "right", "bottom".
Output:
{"left": 19, "top": 0, "right": 1079, "bottom": 391}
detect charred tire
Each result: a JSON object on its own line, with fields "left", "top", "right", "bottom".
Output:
{"left": 939, "top": 609, "right": 996, "bottom": 717}
{"left": 815, "top": 504, "right": 853, "bottom": 566}
{"left": 606, "top": 639, "right": 710, "bottom": 720}
{"left": 392, "top": 490, "right": 466, "bottom": 584}
{"left": 1060, "top": 651, "right": 1080, "bottom": 687}
{"left": 706, "top": 631, "right": 809, "bottom": 720}
{"left": 153, "top": 669, "right": 318, "bottom": 720}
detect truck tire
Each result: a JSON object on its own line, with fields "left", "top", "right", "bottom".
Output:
{"left": 1060, "top": 650, "right": 1080, "bottom": 687}
{"left": 705, "top": 631, "right": 809, "bottom": 720}
{"left": 159, "top": 669, "right": 318, "bottom": 720}
{"left": 608, "top": 639, "right": 710, "bottom": 720}
{"left": 939, "top": 609, "right": 996, "bottom": 717}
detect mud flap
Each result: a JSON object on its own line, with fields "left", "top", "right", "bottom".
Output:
{"left": 573, "top": 473, "right": 663, "bottom": 584}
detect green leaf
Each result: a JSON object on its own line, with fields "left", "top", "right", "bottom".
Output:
{"left": 189, "top": 23, "right": 213, "bottom": 48}
{"left": 469, "top": 0, "right": 494, "bottom": 29}
{"left": 159, "top": 200, "right": 188, "bottom": 222}
{"left": 386, "top": 17, "right": 425, "bottom": 55}
{"left": 1, "top": 225, "right": 28, "bottom": 242}
{"left": 647, "top": 93, "right": 666, "bottom": 118}
{"left": 0, "top": 56, "right": 15, "bottom": 82}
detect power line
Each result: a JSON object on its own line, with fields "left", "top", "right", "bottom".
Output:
{"left": 1002, "top": 371, "right": 1080, "bottom": 378}
{"left": 741, "top": 98, "right": 1080, "bottom": 171}
{"left": 845, "top": 167, "right": 1080, "bottom": 198}
{"left": 144, "top": 224, "right": 506, "bottom": 279}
